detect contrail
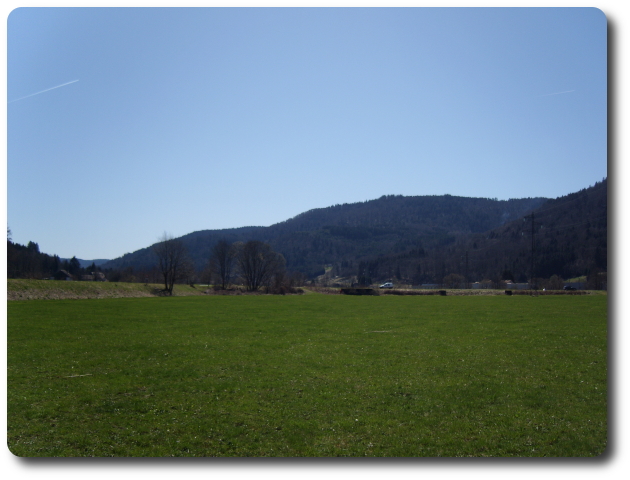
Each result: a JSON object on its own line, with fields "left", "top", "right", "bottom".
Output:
{"left": 535, "top": 89, "right": 576, "bottom": 98}
{"left": 8, "top": 79, "right": 79, "bottom": 104}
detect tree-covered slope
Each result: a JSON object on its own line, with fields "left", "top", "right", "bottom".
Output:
{"left": 358, "top": 178, "right": 607, "bottom": 285}
{"left": 102, "top": 194, "right": 547, "bottom": 275}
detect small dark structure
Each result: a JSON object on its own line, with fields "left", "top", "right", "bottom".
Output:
{"left": 505, "top": 290, "right": 513, "bottom": 295}
{"left": 53, "top": 270, "right": 73, "bottom": 281}
{"left": 438, "top": 290, "right": 447, "bottom": 296}
{"left": 340, "top": 288, "right": 378, "bottom": 296}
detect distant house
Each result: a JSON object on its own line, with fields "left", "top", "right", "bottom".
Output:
{"left": 81, "top": 274, "right": 95, "bottom": 281}
{"left": 54, "top": 270, "right": 73, "bottom": 281}
{"left": 93, "top": 272, "right": 107, "bottom": 282}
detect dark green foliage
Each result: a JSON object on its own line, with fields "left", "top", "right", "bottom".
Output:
{"left": 8, "top": 295, "right": 606, "bottom": 457}
{"left": 7, "top": 240, "right": 112, "bottom": 281}
{"left": 101, "top": 195, "right": 548, "bottom": 276}
{"left": 370, "top": 179, "right": 608, "bottom": 285}
{"left": 442, "top": 274, "right": 465, "bottom": 289}
{"left": 356, "top": 261, "right": 373, "bottom": 286}
{"left": 502, "top": 270, "right": 515, "bottom": 281}
{"left": 7, "top": 239, "right": 61, "bottom": 279}
{"left": 68, "top": 256, "right": 81, "bottom": 275}
{"left": 90, "top": 180, "right": 607, "bottom": 286}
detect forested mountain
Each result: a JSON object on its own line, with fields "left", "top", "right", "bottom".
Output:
{"left": 102, "top": 194, "right": 547, "bottom": 276}
{"left": 351, "top": 178, "right": 607, "bottom": 285}
{"left": 263, "top": 194, "right": 547, "bottom": 276}
{"left": 9, "top": 180, "right": 606, "bottom": 285}
{"left": 12, "top": 179, "right": 606, "bottom": 285}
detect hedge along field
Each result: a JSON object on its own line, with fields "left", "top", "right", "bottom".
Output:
{"left": 7, "top": 294, "right": 607, "bottom": 457}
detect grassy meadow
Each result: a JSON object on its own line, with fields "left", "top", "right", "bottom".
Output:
{"left": 7, "top": 293, "right": 607, "bottom": 457}
{"left": 6, "top": 278, "right": 206, "bottom": 301}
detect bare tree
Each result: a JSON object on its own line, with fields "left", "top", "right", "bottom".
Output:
{"left": 442, "top": 273, "right": 465, "bottom": 289}
{"left": 153, "top": 233, "right": 191, "bottom": 295}
{"left": 210, "top": 239, "right": 235, "bottom": 290}
{"left": 235, "top": 240, "right": 285, "bottom": 291}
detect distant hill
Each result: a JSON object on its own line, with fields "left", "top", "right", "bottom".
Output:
{"left": 101, "top": 194, "right": 548, "bottom": 276}
{"left": 60, "top": 258, "right": 110, "bottom": 269}
{"left": 358, "top": 178, "right": 607, "bottom": 285}
{"left": 461, "top": 177, "right": 607, "bottom": 282}
{"left": 18, "top": 180, "right": 604, "bottom": 284}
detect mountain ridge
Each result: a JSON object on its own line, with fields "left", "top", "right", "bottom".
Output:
{"left": 60, "top": 258, "right": 110, "bottom": 269}
{"left": 101, "top": 192, "right": 549, "bottom": 276}
{"left": 357, "top": 179, "right": 608, "bottom": 285}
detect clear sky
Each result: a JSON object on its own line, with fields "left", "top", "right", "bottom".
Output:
{"left": 6, "top": 6, "right": 607, "bottom": 260}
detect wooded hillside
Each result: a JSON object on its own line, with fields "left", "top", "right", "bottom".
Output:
{"left": 11, "top": 179, "right": 606, "bottom": 286}
{"left": 352, "top": 179, "right": 607, "bottom": 286}
{"left": 102, "top": 194, "right": 547, "bottom": 277}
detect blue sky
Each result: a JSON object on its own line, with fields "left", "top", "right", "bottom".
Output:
{"left": 6, "top": 7, "right": 607, "bottom": 260}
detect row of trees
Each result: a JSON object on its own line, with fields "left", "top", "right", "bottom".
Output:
{"left": 152, "top": 234, "right": 289, "bottom": 295}
{"left": 7, "top": 228, "right": 101, "bottom": 280}
{"left": 7, "top": 238, "right": 59, "bottom": 279}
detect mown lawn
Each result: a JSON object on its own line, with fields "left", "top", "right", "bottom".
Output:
{"left": 7, "top": 294, "right": 607, "bottom": 457}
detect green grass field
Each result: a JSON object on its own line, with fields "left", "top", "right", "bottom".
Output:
{"left": 6, "top": 278, "right": 206, "bottom": 300}
{"left": 7, "top": 293, "right": 607, "bottom": 457}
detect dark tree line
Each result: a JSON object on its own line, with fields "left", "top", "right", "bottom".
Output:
{"left": 9, "top": 179, "right": 606, "bottom": 289}
{"left": 150, "top": 233, "right": 294, "bottom": 294}
{"left": 329, "top": 179, "right": 608, "bottom": 288}
{"left": 7, "top": 229, "right": 104, "bottom": 280}
{"left": 234, "top": 240, "right": 285, "bottom": 292}
{"left": 102, "top": 193, "right": 547, "bottom": 278}
{"left": 7, "top": 238, "right": 59, "bottom": 279}
{"left": 204, "top": 239, "right": 291, "bottom": 292}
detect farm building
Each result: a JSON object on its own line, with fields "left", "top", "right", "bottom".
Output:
{"left": 53, "top": 270, "right": 73, "bottom": 281}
